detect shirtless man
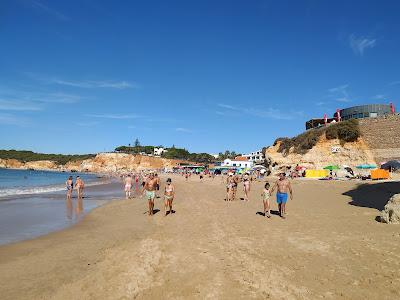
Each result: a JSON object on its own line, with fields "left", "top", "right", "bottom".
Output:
{"left": 142, "top": 173, "right": 158, "bottom": 216}
{"left": 124, "top": 174, "right": 133, "bottom": 199}
{"left": 232, "top": 173, "right": 240, "bottom": 201}
{"left": 270, "top": 173, "right": 293, "bottom": 219}
{"left": 155, "top": 173, "right": 161, "bottom": 197}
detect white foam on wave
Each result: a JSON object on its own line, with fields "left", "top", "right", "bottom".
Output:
{"left": 0, "top": 180, "right": 107, "bottom": 198}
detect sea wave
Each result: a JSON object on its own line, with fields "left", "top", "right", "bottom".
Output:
{"left": 0, "top": 180, "right": 108, "bottom": 198}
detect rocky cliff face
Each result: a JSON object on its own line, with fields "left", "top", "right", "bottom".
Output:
{"left": 265, "top": 135, "right": 376, "bottom": 169}
{"left": 64, "top": 153, "right": 182, "bottom": 173}
{"left": 0, "top": 153, "right": 183, "bottom": 173}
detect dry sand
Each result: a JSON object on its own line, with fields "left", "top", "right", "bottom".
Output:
{"left": 1, "top": 175, "right": 400, "bottom": 299}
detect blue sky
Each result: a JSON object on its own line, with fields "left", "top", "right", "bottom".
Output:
{"left": 1, "top": 0, "right": 399, "bottom": 154}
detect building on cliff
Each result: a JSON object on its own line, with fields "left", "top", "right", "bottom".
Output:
{"left": 306, "top": 103, "right": 396, "bottom": 130}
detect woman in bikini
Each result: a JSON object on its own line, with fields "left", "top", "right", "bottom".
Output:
{"left": 75, "top": 176, "right": 85, "bottom": 199}
{"left": 164, "top": 178, "right": 175, "bottom": 216}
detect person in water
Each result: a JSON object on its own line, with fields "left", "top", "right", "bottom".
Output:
{"left": 75, "top": 176, "right": 85, "bottom": 199}
{"left": 66, "top": 176, "right": 74, "bottom": 200}
{"left": 124, "top": 174, "right": 133, "bottom": 199}
{"left": 142, "top": 173, "right": 157, "bottom": 216}
{"left": 164, "top": 178, "right": 175, "bottom": 216}
{"left": 270, "top": 173, "right": 293, "bottom": 219}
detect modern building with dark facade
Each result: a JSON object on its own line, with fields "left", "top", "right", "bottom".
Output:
{"left": 305, "top": 103, "right": 396, "bottom": 130}
{"left": 334, "top": 104, "right": 392, "bottom": 120}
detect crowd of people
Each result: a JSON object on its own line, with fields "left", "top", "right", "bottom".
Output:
{"left": 66, "top": 169, "right": 293, "bottom": 220}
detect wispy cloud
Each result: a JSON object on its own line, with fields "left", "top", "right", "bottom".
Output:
{"left": 349, "top": 34, "right": 376, "bottom": 56}
{"left": 30, "top": 0, "right": 69, "bottom": 21}
{"left": 372, "top": 94, "right": 386, "bottom": 100}
{"left": 75, "top": 121, "right": 99, "bottom": 127}
{"left": 51, "top": 79, "right": 137, "bottom": 89}
{"left": 176, "top": 127, "right": 193, "bottom": 133}
{"left": 0, "top": 99, "right": 43, "bottom": 111}
{"left": 388, "top": 81, "right": 400, "bottom": 86}
{"left": 217, "top": 103, "right": 301, "bottom": 120}
{"left": 0, "top": 113, "right": 30, "bottom": 126}
{"left": 328, "top": 84, "right": 351, "bottom": 102}
{"left": 86, "top": 113, "right": 141, "bottom": 119}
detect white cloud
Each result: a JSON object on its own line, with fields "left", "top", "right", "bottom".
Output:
{"left": 86, "top": 113, "right": 141, "bottom": 119}
{"left": 51, "top": 79, "right": 137, "bottom": 89}
{"left": 349, "top": 34, "right": 376, "bottom": 56}
{"left": 30, "top": 0, "right": 69, "bottom": 21}
{"left": 176, "top": 127, "right": 192, "bottom": 133}
{"left": 388, "top": 81, "right": 400, "bottom": 86}
{"left": 328, "top": 84, "right": 351, "bottom": 102}
{"left": 373, "top": 94, "right": 386, "bottom": 100}
{"left": 0, "top": 113, "right": 30, "bottom": 126}
{"left": 75, "top": 121, "right": 99, "bottom": 127}
{"left": 217, "top": 103, "right": 301, "bottom": 120}
{"left": 0, "top": 99, "right": 43, "bottom": 111}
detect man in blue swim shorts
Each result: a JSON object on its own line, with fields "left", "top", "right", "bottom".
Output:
{"left": 271, "top": 173, "right": 293, "bottom": 219}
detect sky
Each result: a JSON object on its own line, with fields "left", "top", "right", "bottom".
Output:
{"left": 0, "top": 0, "right": 400, "bottom": 155}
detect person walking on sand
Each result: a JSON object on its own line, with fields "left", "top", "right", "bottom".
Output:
{"left": 243, "top": 172, "right": 251, "bottom": 201}
{"left": 270, "top": 173, "right": 293, "bottom": 219}
{"left": 142, "top": 173, "right": 157, "bottom": 216}
{"left": 155, "top": 173, "right": 161, "bottom": 197}
{"left": 124, "top": 174, "right": 133, "bottom": 199}
{"left": 262, "top": 182, "right": 271, "bottom": 218}
{"left": 66, "top": 176, "right": 74, "bottom": 200}
{"left": 164, "top": 178, "right": 175, "bottom": 216}
{"left": 75, "top": 176, "right": 85, "bottom": 199}
{"left": 226, "top": 173, "right": 235, "bottom": 201}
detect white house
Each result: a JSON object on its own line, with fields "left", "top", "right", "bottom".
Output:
{"left": 222, "top": 158, "right": 253, "bottom": 169}
{"left": 243, "top": 150, "right": 265, "bottom": 164}
{"left": 154, "top": 147, "right": 168, "bottom": 156}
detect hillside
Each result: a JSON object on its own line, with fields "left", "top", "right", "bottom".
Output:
{"left": 0, "top": 153, "right": 184, "bottom": 173}
{"left": 265, "top": 115, "right": 400, "bottom": 168}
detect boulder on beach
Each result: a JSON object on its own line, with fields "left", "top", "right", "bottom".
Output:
{"left": 380, "top": 194, "right": 400, "bottom": 224}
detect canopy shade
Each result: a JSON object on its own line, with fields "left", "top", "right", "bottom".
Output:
{"left": 381, "top": 160, "right": 400, "bottom": 171}
{"left": 323, "top": 165, "right": 340, "bottom": 170}
{"left": 356, "top": 164, "right": 377, "bottom": 169}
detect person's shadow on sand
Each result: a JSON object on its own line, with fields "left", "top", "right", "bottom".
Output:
{"left": 256, "top": 210, "right": 280, "bottom": 217}
{"left": 343, "top": 182, "right": 400, "bottom": 220}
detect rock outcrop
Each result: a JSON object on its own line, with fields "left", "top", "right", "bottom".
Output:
{"left": 0, "top": 153, "right": 183, "bottom": 173}
{"left": 380, "top": 194, "right": 400, "bottom": 224}
{"left": 265, "top": 135, "right": 376, "bottom": 169}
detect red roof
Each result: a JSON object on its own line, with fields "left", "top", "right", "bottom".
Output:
{"left": 234, "top": 156, "right": 248, "bottom": 161}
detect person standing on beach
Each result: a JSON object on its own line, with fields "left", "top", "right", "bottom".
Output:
{"left": 270, "top": 173, "right": 293, "bottom": 219}
{"left": 142, "top": 173, "right": 157, "bottom": 216}
{"left": 155, "top": 173, "right": 161, "bottom": 197}
{"left": 124, "top": 174, "right": 133, "bottom": 199}
{"left": 66, "top": 176, "right": 74, "bottom": 200}
{"left": 75, "top": 176, "right": 85, "bottom": 199}
{"left": 243, "top": 172, "right": 251, "bottom": 201}
{"left": 262, "top": 182, "right": 271, "bottom": 218}
{"left": 164, "top": 178, "right": 175, "bottom": 216}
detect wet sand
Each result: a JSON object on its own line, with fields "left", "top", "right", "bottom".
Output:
{"left": 0, "top": 175, "right": 399, "bottom": 299}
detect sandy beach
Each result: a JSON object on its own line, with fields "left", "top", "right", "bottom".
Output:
{"left": 1, "top": 175, "right": 399, "bottom": 299}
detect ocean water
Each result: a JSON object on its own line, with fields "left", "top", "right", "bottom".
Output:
{"left": 0, "top": 168, "right": 99, "bottom": 197}
{"left": 0, "top": 169, "right": 124, "bottom": 245}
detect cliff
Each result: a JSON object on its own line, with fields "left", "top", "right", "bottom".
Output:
{"left": 0, "top": 153, "right": 183, "bottom": 173}
{"left": 266, "top": 135, "right": 376, "bottom": 169}
{"left": 265, "top": 115, "right": 399, "bottom": 169}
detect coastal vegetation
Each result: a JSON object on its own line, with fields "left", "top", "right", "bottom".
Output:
{"left": 274, "top": 119, "right": 360, "bottom": 156}
{"left": 0, "top": 150, "right": 95, "bottom": 165}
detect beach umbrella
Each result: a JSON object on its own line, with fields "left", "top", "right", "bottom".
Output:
{"left": 323, "top": 165, "right": 340, "bottom": 170}
{"left": 356, "top": 164, "right": 377, "bottom": 169}
{"left": 381, "top": 160, "right": 400, "bottom": 171}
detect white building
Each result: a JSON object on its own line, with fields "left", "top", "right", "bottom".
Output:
{"left": 243, "top": 150, "right": 265, "bottom": 164}
{"left": 154, "top": 147, "right": 168, "bottom": 156}
{"left": 222, "top": 158, "right": 253, "bottom": 169}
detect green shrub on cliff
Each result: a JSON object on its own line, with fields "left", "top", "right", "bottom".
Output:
{"left": 275, "top": 119, "right": 360, "bottom": 155}
{"left": 0, "top": 150, "right": 95, "bottom": 165}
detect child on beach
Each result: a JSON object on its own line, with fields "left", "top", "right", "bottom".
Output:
{"left": 262, "top": 182, "right": 271, "bottom": 218}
